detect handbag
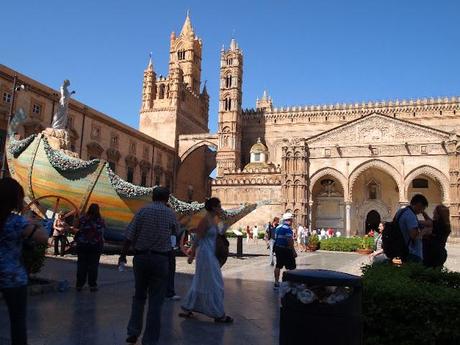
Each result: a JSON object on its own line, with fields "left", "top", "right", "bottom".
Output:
{"left": 215, "top": 233, "right": 230, "bottom": 267}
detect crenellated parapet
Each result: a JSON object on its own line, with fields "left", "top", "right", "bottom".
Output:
{"left": 243, "top": 96, "right": 460, "bottom": 122}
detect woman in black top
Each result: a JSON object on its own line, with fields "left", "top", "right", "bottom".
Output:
{"left": 423, "top": 205, "right": 451, "bottom": 268}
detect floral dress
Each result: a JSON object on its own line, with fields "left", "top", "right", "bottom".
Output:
{"left": 0, "top": 214, "right": 29, "bottom": 289}
{"left": 182, "top": 225, "right": 225, "bottom": 318}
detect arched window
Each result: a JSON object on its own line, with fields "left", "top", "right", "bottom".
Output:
{"left": 159, "top": 84, "right": 165, "bottom": 99}
{"left": 227, "top": 58, "right": 233, "bottom": 65}
{"left": 224, "top": 98, "right": 232, "bottom": 111}
{"left": 177, "top": 50, "right": 186, "bottom": 60}
{"left": 225, "top": 75, "right": 232, "bottom": 88}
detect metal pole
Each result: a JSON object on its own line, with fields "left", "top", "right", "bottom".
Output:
{"left": 1, "top": 75, "right": 18, "bottom": 179}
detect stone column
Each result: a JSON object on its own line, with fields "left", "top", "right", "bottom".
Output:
{"left": 308, "top": 200, "right": 313, "bottom": 232}
{"left": 345, "top": 202, "right": 351, "bottom": 237}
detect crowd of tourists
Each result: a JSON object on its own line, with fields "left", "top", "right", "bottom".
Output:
{"left": 0, "top": 175, "right": 453, "bottom": 345}
{"left": 368, "top": 194, "right": 451, "bottom": 267}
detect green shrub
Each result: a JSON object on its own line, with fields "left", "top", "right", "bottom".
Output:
{"left": 362, "top": 263, "right": 460, "bottom": 345}
{"left": 319, "top": 236, "right": 374, "bottom": 252}
{"left": 22, "top": 244, "right": 47, "bottom": 276}
{"left": 307, "top": 233, "right": 320, "bottom": 249}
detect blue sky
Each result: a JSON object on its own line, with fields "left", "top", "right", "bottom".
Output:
{"left": 3, "top": 0, "right": 459, "bottom": 133}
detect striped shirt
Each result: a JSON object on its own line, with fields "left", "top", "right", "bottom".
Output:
{"left": 274, "top": 222, "right": 293, "bottom": 248}
{"left": 125, "top": 202, "right": 179, "bottom": 252}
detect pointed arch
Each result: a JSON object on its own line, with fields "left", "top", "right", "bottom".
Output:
{"left": 405, "top": 165, "right": 450, "bottom": 204}
{"left": 309, "top": 167, "right": 348, "bottom": 201}
{"left": 348, "top": 159, "right": 403, "bottom": 202}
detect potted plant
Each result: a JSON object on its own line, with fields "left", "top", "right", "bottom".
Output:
{"left": 306, "top": 233, "right": 320, "bottom": 251}
{"left": 356, "top": 235, "right": 373, "bottom": 255}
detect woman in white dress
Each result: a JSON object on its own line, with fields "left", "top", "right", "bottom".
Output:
{"left": 179, "top": 198, "right": 233, "bottom": 323}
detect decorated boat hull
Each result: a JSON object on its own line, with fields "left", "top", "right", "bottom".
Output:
{"left": 7, "top": 133, "right": 262, "bottom": 240}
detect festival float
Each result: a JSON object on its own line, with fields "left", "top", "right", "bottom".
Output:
{"left": 6, "top": 80, "right": 263, "bottom": 242}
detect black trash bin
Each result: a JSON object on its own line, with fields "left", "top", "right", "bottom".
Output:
{"left": 279, "top": 269, "right": 362, "bottom": 345}
{"left": 236, "top": 235, "right": 243, "bottom": 258}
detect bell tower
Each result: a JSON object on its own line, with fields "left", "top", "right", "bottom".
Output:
{"left": 168, "top": 11, "right": 202, "bottom": 95}
{"left": 216, "top": 38, "right": 243, "bottom": 177}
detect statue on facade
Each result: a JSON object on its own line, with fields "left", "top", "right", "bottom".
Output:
{"left": 51, "top": 79, "right": 73, "bottom": 129}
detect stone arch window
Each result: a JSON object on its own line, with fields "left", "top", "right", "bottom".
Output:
{"left": 227, "top": 57, "right": 233, "bottom": 65}
{"left": 221, "top": 126, "right": 231, "bottom": 148}
{"left": 177, "top": 50, "right": 186, "bottom": 60}
{"left": 225, "top": 75, "right": 232, "bottom": 88}
{"left": 125, "top": 155, "right": 138, "bottom": 184}
{"left": 224, "top": 98, "right": 232, "bottom": 111}
{"left": 159, "top": 84, "right": 165, "bottom": 99}
{"left": 110, "top": 133, "right": 119, "bottom": 148}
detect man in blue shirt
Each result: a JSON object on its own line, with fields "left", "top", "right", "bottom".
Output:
{"left": 273, "top": 212, "right": 297, "bottom": 289}
{"left": 397, "top": 194, "right": 431, "bottom": 262}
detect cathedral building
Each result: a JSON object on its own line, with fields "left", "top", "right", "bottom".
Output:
{"left": 1, "top": 14, "right": 460, "bottom": 237}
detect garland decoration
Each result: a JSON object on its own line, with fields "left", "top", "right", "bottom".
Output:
{"left": 43, "top": 137, "right": 99, "bottom": 172}
{"left": 106, "top": 165, "right": 153, "bottom": 198}
{"left": 8, "top": 135, "right": 36, "bottom": 156}
{"left": 169, "top": 195, "right": 204, "bottom": 215}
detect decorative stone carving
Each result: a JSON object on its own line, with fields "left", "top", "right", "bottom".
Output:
{"left": 307, "top": 113, "right": 450, "bottom": 147}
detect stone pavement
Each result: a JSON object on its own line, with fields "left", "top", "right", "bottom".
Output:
{"left": 1, "top": 241, "right": 459, "bottom": 345}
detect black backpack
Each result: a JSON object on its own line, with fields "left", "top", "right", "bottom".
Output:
{"left": 382, "top": 207, "right": 414, "bottom": 261}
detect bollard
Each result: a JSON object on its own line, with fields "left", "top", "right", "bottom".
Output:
{"left": 237, "top": 235, "right": 243, "bottom": 258}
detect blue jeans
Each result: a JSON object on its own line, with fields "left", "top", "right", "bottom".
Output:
{"left": 127, "top": 252, "right": 169, "bottom": 345}
{"left": 1, "top": 285, "right": 28, "bottom": 345}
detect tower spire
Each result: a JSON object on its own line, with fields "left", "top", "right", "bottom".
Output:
{"left": 147, "top": 52, "right": 153, "bottom": 70}
{"left": 180, "top": 10, "right": 194, "bottom": 37}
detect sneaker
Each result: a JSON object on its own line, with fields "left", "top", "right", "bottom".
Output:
{"left": 126, "top": 335, "right": 137, "bottom": 344}
{"left": 167, "top": 295, "right": 181, "bottom": 301}
{"left": 273, "top": 282, "right": 280, "bottom": 290}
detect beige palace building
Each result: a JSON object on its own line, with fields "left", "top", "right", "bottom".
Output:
{"left": 1, "top": 14, "right": 460, "bottom": 237}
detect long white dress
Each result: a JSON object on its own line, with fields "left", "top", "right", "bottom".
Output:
{"left": 182, "top": 225, "right": 225, "bottom": 318}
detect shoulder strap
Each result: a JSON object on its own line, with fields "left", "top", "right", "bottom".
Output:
{"left": 26, "top": 224, "right": 38, "bottom": 240}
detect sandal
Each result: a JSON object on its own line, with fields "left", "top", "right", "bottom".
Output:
{"left": 214, "top": 315, "right": 234, "bottom": 323}
{"left": 178, "top": 311, "right": 194, "bottom": 318}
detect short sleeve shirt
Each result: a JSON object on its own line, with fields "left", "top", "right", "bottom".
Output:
{"left": 397, "top": 207, "right": 423, "bottom": 260}
{"left": 0, "top": 214, "right": 29, "bottom": 288}
{"left": 274, "top": 222, "right": 293, "bottom": 248}
{"left": 125, "top": 202, "right": 179, "bottom": 252}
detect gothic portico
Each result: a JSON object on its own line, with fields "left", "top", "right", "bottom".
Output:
{"left": 279, "top": 112, "right": 456, "bottom": 236}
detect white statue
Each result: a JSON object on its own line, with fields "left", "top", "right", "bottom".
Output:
{"left": 51, "top": 79, "right": 72, "bottom": 129}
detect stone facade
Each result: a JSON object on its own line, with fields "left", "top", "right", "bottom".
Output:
{"left": 215, "top": 93, "right": 460, "bottom": 236}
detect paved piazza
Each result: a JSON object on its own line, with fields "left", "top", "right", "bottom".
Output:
{"left": 1, "top": 240, "right": 459, "bottom": 345}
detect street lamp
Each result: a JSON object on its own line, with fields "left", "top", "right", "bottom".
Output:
{"left": 1, "top": 75, "right": 26, "bottom": 179}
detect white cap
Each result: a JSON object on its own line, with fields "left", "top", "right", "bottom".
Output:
{"left": 282, "top": 212, "right": 293, "bottom": 221}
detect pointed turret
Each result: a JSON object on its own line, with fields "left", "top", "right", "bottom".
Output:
{"left": 230, "top": 38, "right": 238, "bottom": 51}
{"left": 256, "top": 90, "right": 273, "bottom": 111}
{"left": 141, "top": 53, "right": 156, "bottom": 111}
{"left": 180, "top": 11, "right": 194, "bottom": 37}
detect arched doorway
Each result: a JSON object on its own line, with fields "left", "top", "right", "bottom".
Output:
{"left": 349, "top": 166, "right": 399, "bottom": 235}
{"left": 311, "top": 175, "right": 345, "bottom": 232}
{"left": 365, "top": 210, "right": 381, "bottom": 234}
